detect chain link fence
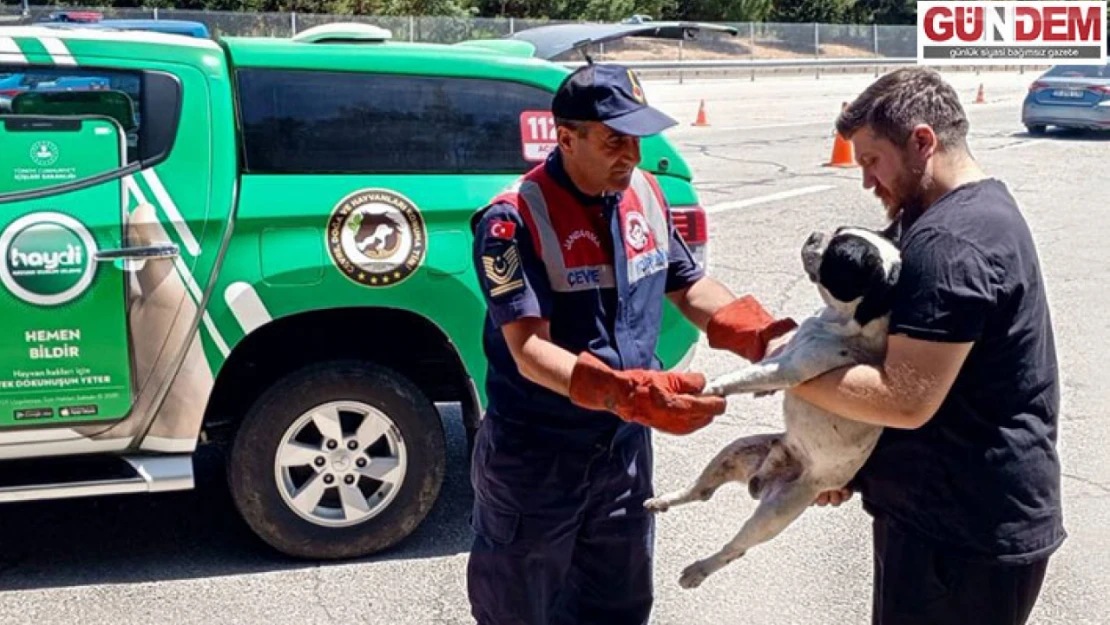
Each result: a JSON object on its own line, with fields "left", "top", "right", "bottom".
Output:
{"left": 0, "top": 4, "right": 918, "bottom": 60}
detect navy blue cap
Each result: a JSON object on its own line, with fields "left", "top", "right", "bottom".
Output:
{"left": 552, "top": 63, "right": 678, "bottom": 137}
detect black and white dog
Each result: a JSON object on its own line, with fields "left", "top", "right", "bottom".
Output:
{"left": 644, "top": 226, "right": 902, "bottom": 589}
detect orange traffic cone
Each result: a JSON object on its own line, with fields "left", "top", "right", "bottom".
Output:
{"left": 825, "top": 102, "right": 855, "bottom": 167}
{"left": 824, "top": 131, "right": 855, "bottom": 167}
{"left": 975, "top": 83, "right": 986, "bottom": 104}
{"left": 692, "top": 100, "right": 709, "bottom": 126}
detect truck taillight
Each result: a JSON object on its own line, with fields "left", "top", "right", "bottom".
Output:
{"left": 671, "top": 205, "right": 709, "bottom": 268}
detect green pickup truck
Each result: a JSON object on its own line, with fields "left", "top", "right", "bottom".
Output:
{"left": 0, "top": 21, "right": 709, "bottom": 560}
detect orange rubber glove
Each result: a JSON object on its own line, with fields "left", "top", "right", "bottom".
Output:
{"left": 706, "top": 295, "right": 798, "bottom": 362}
{"left": 568, "top": 352, "right": 726, "bottom": 436}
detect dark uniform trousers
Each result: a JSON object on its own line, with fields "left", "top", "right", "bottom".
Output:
{"left": 871, "top": 517, "right": 1050, "bottom": 625}
{"left": 467, "top": 416, "right": 654, "bottom": 625}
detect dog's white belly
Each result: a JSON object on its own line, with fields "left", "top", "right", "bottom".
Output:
{"left": 704, "top": 312, "right": 889, "bottom": 490}
{"left": 781, "top": 392, "right": 882, "bottom": 488}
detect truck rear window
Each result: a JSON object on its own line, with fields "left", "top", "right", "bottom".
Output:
{"left": 0, "top": 66, "right": 142, "bottom": 161}
{"left": 236, "top": 69, "right": 554, "bottom": 175}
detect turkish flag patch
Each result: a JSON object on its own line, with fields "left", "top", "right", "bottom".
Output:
{"left": 489, "top": 219, "right": 517, "bottom": 240}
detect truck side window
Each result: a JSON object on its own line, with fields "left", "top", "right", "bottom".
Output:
{"left": 236, "top": 69, "right": 554, "bottom": 174}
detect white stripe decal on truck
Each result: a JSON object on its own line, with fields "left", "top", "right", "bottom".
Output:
{"left": 139, "top": 436, "right": 198, "bottom": 453}
{"left": 39, "top": 37, "right": 77, "bottom": 65}
{"left": 0, "top": 37, "right": 27, "bottom": 64}
{"left": 174, "top": 257, "right": 205, "bottom": 303}
{"left": 0, "top": 26, "right": 221, "bottom": 51}
{"left": 125, "top": 174, "right": 230, "bottom": 360}
{"left": 202, "top": 313, "right": 231, "bottom": 357}
{"left": 142, "top": 169, "right": 201, "bottom": 257}
{"left": 173, "top": 256, "right": 230, "bottom": 357}
{"left": 225, "top": 282, "right": 273, "bottom": 335}
{"left": 123, "top": 175, "right": 150, "bottom": 206}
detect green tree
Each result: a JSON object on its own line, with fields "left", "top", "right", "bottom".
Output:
{"left": 848, "top": 0, "right": 915, "bottom": 24}
{"left": 469, "top": 0, "right": 552, "bottom": 18}
{"left": 375, "top": 0, "right": 471, "bottom": 15}
{"left": 678, "top": 0, "right": 775, "bottom": 22}
{"left": 772, "top": 0, "right": 856, "bottom": 23}
{"left": 549, "top": 0, "right": 677, "bottom": 21}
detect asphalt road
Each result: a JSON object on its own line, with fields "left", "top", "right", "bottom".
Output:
{"left": 0, "top": 69, "right": 1106, "bottom": 624}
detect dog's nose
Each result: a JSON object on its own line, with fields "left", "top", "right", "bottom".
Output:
{"left": 801, "top": 232, "right": 826, "bottom": 280}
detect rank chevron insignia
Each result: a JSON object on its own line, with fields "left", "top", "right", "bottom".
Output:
{"left": 483, "top": 246, "right": 524, "bottom": 296}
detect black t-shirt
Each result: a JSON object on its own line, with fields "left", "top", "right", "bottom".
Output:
{"left": 854, "top": 178, "right": 1066, "bottom": 565}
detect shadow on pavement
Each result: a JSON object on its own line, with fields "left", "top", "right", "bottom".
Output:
{"left": 1013, "top": 128, "right": 1110, "bottom": 141}
{"left": 0, "top": 407, "right": 475, "bottom": 591}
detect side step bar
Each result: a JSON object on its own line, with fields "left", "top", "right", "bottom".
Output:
{"left": 0, "top": 454, "right": 194, "bottom": 504}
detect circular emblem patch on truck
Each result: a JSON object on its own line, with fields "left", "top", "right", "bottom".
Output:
{"left": 327, "top": 189, "right": 427, "bottom": 287}
{"left": 0, "top": 212, "right": 97, "bottom": 306}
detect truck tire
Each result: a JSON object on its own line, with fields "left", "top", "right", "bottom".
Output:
{"left": 227, "top": 360, "right": 446, "bottom": 560}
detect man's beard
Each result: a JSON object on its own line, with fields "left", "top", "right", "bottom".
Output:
{"left": 883, "top": 167, "right": 930, "bottom": 225}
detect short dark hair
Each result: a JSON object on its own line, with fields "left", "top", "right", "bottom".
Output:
{"left": 836, "top": 68, "right": 970, "bottom": 151}
{"left": 554, "top": 117, "right": 589, "bottom": 137}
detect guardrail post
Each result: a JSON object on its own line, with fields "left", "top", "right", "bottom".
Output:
{"left": 153, "top": 7, "right": 159, "bottom": 20}
{"left": 509, "top": 16, "right": 514, "bottom": 34}
{"left": 750, "top": 22, "right": 756, "bottom": 82}
{"left": 291, "top": 11, "right": 297, "bottom": 36}
{"left": 678, "top": 38, "right": 684, "bottom": 84}
{"left": 814, "top": 23, "right": 821, "bottom": 79}
{"left": 874, "top": 23, "right": 880, "bottom": 76}
{"left": 410, "top": 15, "right": 415, "bottom": 42}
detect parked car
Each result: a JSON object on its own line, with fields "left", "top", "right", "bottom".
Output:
{"left": 0, "top": 21, "right": 711, "bottom": 560}
{"left": 1022, "top": 63, "right": 1110, "bottom": 134}
{"left": 36, "top": 14, "right": 211, "bottom": 39}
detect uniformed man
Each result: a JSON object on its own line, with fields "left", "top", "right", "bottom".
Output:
{"left": 466, "top": 63, "right": 797, "bottom": 625}
{"left": 794, "top": 67, "right": 1065, "bottom": 625}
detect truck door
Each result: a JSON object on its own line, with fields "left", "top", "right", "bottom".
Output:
{"left": 0, "top": 113, "right": 138, "bottom": 427}
{"left": 0, "top": 50, "right": 219, "bottom": 448}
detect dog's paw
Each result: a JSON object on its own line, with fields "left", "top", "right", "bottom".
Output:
{"left": 679, "top": 562, "right": 710, "bottom": 589}
{"left": 643, "top": 497, "right": 670, "bottom": 513}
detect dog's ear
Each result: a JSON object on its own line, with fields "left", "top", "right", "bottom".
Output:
{"left": 854, "top": 261, "right": 901, "bottom": 327}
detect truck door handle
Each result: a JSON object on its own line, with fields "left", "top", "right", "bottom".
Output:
{"left": 95, "top": 243, "right": 180, "bottom": 262}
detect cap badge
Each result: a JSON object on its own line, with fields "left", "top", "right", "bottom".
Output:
{"left": 627, "top": 69, "right": 646, "bottom": 104}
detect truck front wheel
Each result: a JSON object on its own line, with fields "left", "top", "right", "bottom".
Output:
{"left": 227, "top": 360, "right": 446, "bottom": 560}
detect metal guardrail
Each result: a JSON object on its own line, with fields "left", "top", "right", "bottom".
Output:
{"left": 560, "top": 57, "right": 918, "bottom": 70}
{"left": 560, "top": 57, "right": 1040, "bottom": 84}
